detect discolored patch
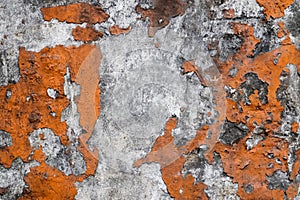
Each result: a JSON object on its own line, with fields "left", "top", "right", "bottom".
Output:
{"left": 72, "top": 25, "right": 104, "bottom": 42}
{"left": 109, "top": 25, "right": 131, "bottom": 35}
{"left": 222, "top": 8, "right": 236, "bottom": 19}
{"left": 136, "top": 0, "right": 187, "bottom": 37}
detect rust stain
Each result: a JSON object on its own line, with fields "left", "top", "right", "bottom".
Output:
{"left": 223, "top": 8, "right": 236, "bottom": 19}
{"left": 41, "top": 2, "right": 109, "bottom": 24}
{"left": 72, "top": 25, "right": 104, "bottom": 42}
{"left": 109, "top": 25, "right": 131, "bottom": 35}
{"left": 256, "top": 0, "right": 294, "bottom": 20}
{"left": 136, "top": 0, "right": 187, "bottom": 37}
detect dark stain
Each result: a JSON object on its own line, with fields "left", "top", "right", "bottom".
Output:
{"left": 29, "top": 112, "right": 41, "bottom": 124}
{"left": 219, "top": 33, "right": 244, "bottom": 62}
{"left": 240, "top": 72, "right": 269, "bottom": 105}
{"left": 243, "top": 184, "right": 254, "bottom": 194}
{"left": 286, "top": 5, "right": 300, "bottom": 38}
{"left": 0, "top": 187, "right": 8, "bottom": 195}
{"left": 136, "top": 0, "right": 187, "bottom": 36}
{"left": 219, "top": 120, "right": 249, "bottom": 145}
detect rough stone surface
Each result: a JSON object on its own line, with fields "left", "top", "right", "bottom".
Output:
{"left": 0, "top": 0, "right": 300, "bottom": 199}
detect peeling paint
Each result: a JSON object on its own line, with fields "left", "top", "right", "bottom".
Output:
{"left": 1, "top": 0, "right": 300, "bottom": 199}
{"left": 256, "top": 0, "right": 294, "bottom": 20}
{"left": 136, "top": 0, "right": 187, "bottom": 37}
{"left": 109, "top": 25, "right": 131, "bottom": 36}
{"left": 41, "top": 3, "right": 109, "bottom": 24}
{"left": 72, "top": 25, "right": 103, "bottom": 42}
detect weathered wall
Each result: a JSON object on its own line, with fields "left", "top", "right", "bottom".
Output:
{"left": 0, "top": 0, "right": 300, "bottom": 199}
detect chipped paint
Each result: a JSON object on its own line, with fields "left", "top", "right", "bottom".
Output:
{"left": 41, "top": 3, "right": 109, "bottom": 24}
{"left": 109, "top": 25, "right": 131, "bottom": 35}
{"left": 1, "top": 0, "right": 300, "bottom": 199}
{"left": 134, "top": 19, "right": 300, "bottom": 200}
{"left": 256, "top": 0, "right": 294, "bottom": 20}
{"left": 136, "top": 0, "right": 187, "bottom": 37}
{"left": 0, "top": 44, "right": 101, "bottom": 199}
{"left": 134, "top": 117, "right": 208, "bottom": 199}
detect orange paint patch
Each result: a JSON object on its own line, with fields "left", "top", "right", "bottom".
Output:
{"left": 219, "top": 23, "right": 300, "bottom": 132}
{"left": 72, "top": 25, "right": 104, "bottom": 42}
{"left": 277, "top": 22, "right": 289, "bottom": 38}
{"left": 212, "top": 22, "right": 300, "bottom": 199}
{"left": 19, "top": 163, "right": 78, "bottom": 200}
{"left": 212, "top": 137, "right": 289, "bottom": 199}
{"left": 256, "top": 0, "right": 294, "bottom": 20}
{"left": 109, "top": 25, "right": 131, "bottom": 35}
{"left": 291, "top": 149, "right": 300, "bottom": 180}
{"left": 0, "top": 44, "right": 101, "bottom": 198}
{"left": 41, "top": 3, "right": 109, "bottom": 24}
{"left": 291, "top": 122, "right": 299, "bottom": 133}
{"left": 286, "top": 183, "right": 299, "bottom": 199}
{"left": 136, "top": 0, "right": 187, "bottom": 37}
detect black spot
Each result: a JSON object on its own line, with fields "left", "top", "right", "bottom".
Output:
{"left": 243, "top": 184, "right": 254, "bottom": 194}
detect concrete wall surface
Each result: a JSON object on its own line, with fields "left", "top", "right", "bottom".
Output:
{"left": 0, "top": 0, "right": 300, "bottom": 199}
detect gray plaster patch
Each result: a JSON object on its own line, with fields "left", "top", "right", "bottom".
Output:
{"left": 0, "top": 130, "right": 12, "bottom": 148}
{"left": 76, "top": 163, "right": 172, "bottom": 200}
{"left": 28, "top": 128, "right": 86, "bottom": 176}
{"left": 267, "top": 170, "right": 290, "bottom": 191}
{"left": 0, "top": 158, "right": 39, "bottom": 200}
{"left": 219, "top": 120, "right": 249, "bottom": 145}
{"left": 182, "top": 150, "right": 240, "bottom": 200}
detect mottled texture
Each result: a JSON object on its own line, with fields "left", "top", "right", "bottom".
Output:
{"left": 0, "top": 0, "right": 300, "bottom": 199}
